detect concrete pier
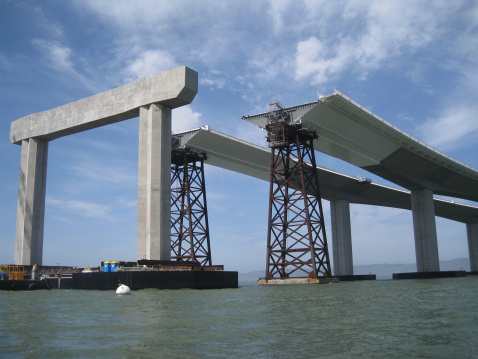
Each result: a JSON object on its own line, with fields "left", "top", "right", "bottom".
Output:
{"left": 137, "top": 104, "right": 172, "bottom": 260}
{"left": 467, "top": 222, "right": 478, "bottom": 272}
{"left": 411, "top": 189, "right": 440, "bottom": 272}
{"left": 11, "top": 67, "right": 198, "bottom": 265}
{"left": 14, "top": 138, "right": 48, "bottom": 265}
{"left": 330, "top": 199, "right": 354, "bottom": 276}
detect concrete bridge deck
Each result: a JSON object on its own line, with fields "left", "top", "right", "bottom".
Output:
{"left": 242, "top": 90, "right": 478, "bottom": 202}
{"left": 173, "top": 126, "right": 478, "bottom": 224}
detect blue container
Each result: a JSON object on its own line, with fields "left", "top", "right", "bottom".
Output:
{"left": 103, "top": 261, "right": 110, "bottom": 273}
{"left": 110, "top": 261, "right": 120, "bottom": 272}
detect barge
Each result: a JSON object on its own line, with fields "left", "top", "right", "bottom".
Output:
{"left": 0, "top": 261, "right": 238, "bottom": 291}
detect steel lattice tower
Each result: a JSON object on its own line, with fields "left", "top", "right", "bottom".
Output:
{"left": 265, "top": 121, "right": 331, "bottom": 280}
{"left": 170, "top": 151, "right": 212, "bottom": 266}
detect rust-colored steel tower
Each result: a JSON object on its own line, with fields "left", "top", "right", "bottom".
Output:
{"left": 265, "top": 106, "right": 331, "bottom": 280}
{"left": 170, "top": 150, "right": 212, "bottom": 266}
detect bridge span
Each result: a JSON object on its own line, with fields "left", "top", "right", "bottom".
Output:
{"left": 242, "top": 91, "right": 478, "bottom": 275}
{"left": 173, "top": 126, "right": 478, "bottom": 275}
{"left": 9, "top": 66, "right": 477, "bottom": 278}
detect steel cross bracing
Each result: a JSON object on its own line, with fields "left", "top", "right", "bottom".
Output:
{"left": 170, "top": 150, "right": 212, "bottom": 266}
{"left": 266, "top": 122, "right": 332, "bottom": 279}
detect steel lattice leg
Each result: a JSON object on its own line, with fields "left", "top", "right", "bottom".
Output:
{"left": 265, "top": 122, "right": 331, "bottom": 279}
{"left": 171, "top": 151, "right": 212, "bottom": 266}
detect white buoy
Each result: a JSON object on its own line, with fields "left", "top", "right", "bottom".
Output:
{"left": 116, "top": 284, "right": 131, "bottom": 295}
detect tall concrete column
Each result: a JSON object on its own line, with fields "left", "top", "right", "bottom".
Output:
{"left": 411, "top": 188, "right": 439, "bottom": 272}
{"left": 330, "top": 199, "right": 354, "bottom": 276}
{"left": 14, "top": 138, "right": 48, "bottom": 265}
{"left": 467, "top": 222, "right": 478, "bottom": 272}
{"left": 137, "top": 103, "right": 172, "bottom": 261}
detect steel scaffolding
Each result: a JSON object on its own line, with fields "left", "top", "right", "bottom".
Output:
{"left": 171, "top": 151, "right": 212, "bottom": 266}
{"left": 265, "top": 121, "right": 331, "bottom": 279}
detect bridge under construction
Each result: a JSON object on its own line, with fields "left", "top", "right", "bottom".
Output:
{"left": 9, "top": 67, "right": 478, "bottom": 285}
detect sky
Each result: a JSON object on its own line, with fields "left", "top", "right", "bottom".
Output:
{"left": 1, "top": 0, "right": 477, "bottom": 273}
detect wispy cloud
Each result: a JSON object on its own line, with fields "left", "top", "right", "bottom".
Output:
{"left": 47, "top": 197, "right": 112, "bottom": 219}
{"left": 33, "top": 6, "right": 64, "bottom": 39}
{"left": 66, "top": 159, "right": 137, "bottom": 185}
{"left": 293, "top": 1, "right": 451, "bottom": 85}
{"left": 420, "top": 105, "right": 478, "bottom": 151}
{"left": 31, "top": 38, "right": 104, "bottom": 93}
{"left": 32, "top": 39, "right": 74, "bottom": 72}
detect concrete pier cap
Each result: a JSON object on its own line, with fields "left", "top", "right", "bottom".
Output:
{"left": 10, "top": 66, "right": 198, "bottom": 144}
{"left": 11, "top": 66, "right": 198, "bottom": 265}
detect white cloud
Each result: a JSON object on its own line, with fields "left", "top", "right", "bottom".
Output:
{"left": 123, "top": 49, "right": 177, "bottom": 82}
{"left": 420, "top": 106, "right": 478, "bottom": 151}
{"left": 32, "top": 39, "right": 74, "bottom": 72}
{"left": 33, "top": 6, "right": 64, "bottom": 39}
{"left": 294, "top": 1, "right": 454, "bottom": 85}
{"left": 200, "top": 76, "right": 226, "bottom": 90}
{"left": 172, "top": 106, "right": 202, "bottom": 133}
{"left": 47, "top": 197, "right": 112, "bottom": 219}
{"left": 233, "top": 124, "right": 268, "bottom": 148}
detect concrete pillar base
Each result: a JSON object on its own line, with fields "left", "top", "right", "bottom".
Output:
{"left": 258, "top": 277, "right": 339, "bottom": 285}
{"left": 393, "top": 271, "right": 466, "bottom": 280}
{"left": 336, "top": 274, "right": 376, "bottom": 281}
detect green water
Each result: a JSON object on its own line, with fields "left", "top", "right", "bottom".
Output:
{"left": 1, "top": 277, "right": 477, "bottom": 358}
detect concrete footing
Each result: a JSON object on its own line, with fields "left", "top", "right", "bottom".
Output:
{"left": 258, "top": 277, "right": 339, "bottom": 285}
{"left": 336, "top": 274, "right": 376, "bottom": 281}
{"left": 392, "top": 271, "right": 466, "bottom": 280}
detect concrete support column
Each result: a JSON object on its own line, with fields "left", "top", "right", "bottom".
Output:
{"left": 411, "top": 189, "right": 439, "bottom": 272}
{"left": 137, "top": 103, "right": 172, "bottom": 261}
{"left": 467, "top": 222, "right": 478, "bottom": 272}
{"left": 14, "top": 138, "right": 48, "bottom": 265}
{"left": 330, "top": 199, "right": 354, "bottom": 276}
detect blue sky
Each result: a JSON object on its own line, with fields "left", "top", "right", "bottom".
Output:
{"left": 1, "top": 1, "right": 477, "bottom": 273}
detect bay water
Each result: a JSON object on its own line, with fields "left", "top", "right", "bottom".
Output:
{"left": 1, "top": 276, "right": 477, "bottom": 358}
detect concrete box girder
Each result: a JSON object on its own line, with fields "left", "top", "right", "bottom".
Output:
{"left": 173, "top": 127, "right": 478, "bottom": 224}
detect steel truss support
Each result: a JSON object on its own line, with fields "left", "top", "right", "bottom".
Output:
{"left": 265, "top": 122, "right": 331, "bottom": 279}
{"left": 170, "top": 150, "right": 212, "bottom": 266}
